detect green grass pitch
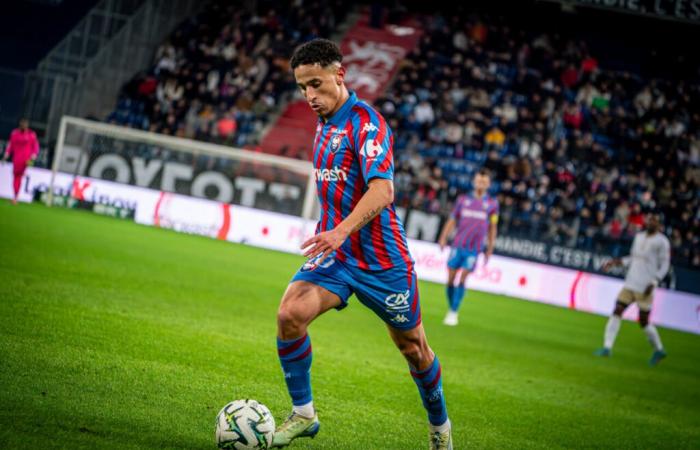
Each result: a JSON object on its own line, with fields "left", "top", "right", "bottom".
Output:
{"left": 1, "top": 200, "right": 699, "bottom": 449}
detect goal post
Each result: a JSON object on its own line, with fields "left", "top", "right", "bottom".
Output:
{"left": 49, "top": 116, "right": 318, "bottom": 221}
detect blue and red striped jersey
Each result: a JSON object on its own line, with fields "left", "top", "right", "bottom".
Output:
{"left": 450, "top": 193, "right": 499, "bottom": 252}
{"left": 311, "top": 91, "right": 413, "bottom": 271}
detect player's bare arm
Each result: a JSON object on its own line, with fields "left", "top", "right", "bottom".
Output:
{"left": 485, "top": 221, "right": 497, "bottom": 264}
{"left": 438, "top": 218, "right": 456, "bottom": 251}
{"left": 602, "top": 258, "right": 623, "bottom": 271}
{"left": 302, "top": 178, "right": 393, "bottom": 263}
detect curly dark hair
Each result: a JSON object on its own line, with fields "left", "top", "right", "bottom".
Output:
{"left": 477, "top": 168, "right": 491, "bottom": 178}
{"left": 290, "top": 38, "right": 343, "bottom": 69}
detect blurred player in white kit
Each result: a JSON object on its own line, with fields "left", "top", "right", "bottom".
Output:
{"left": 595, "top": 212, "right": 670, "bottom": 366}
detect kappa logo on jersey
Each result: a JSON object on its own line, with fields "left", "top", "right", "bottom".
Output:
{"left": 362, "top": 123, "right": 378, "bottom": 133}
{"left": 361, "top": 138, "right": 383, "bottom": 160}
{"left": 385, "top": 290, "right": 411, "bottom": 311}
{"left": 315, "top": 167, "right": 348, "bottom": 181}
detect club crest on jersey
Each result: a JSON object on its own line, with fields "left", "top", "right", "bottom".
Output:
{"left": 361, "top": 138, "right": 383, "bottom": 160}
{"left": 331, "top": 134, "right": 342, "bottom": 152}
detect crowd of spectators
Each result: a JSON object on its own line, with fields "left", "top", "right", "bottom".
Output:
{"left": 381, "top": 11, "right": 700, "bottom": 268}
{"left": 105, "top": 2, "right": 699, "bottom": 269}
{"left": 108, "top": 0, "right": 346, "bottom": 148}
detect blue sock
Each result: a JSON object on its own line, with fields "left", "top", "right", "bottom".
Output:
{"left": 446, "top": 285, "right": 455, "bottom": 310}
{"left": 452, "top": 285, "right": 467, "bottom": 312}
{"left": 410, "top": 356, "right": 448, "bottom": 426}
{"left": 277, "top": 334, "right": 313, "bottom": 406}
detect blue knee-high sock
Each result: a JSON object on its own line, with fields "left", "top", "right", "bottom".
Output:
{"left": 453, "top": 285, "right": 467, "bottom": 312}
{"left": 446, "top": 285, "right": 455, "bottom": 311}
{"left": 410, "top": 356, "right": 448, "bottom": 426}
{"left": 277, "top": 334, "right": 313, "bottom": 406}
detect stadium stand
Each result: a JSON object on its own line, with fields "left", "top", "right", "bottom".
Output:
{"left": 106, "top": 2, "right": 699, "bottom": 270}
{"left": 107, "top": 0, "right": 346, "bottom": 151}
{"left": 381, "top": 10, "right": 700, "bottom": 269}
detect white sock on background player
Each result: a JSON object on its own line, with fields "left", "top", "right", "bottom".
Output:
{"left": 644, "top": 324, "right": 663, "bottom": 351}
{"left": 604, "top": 315, "right": 621, "bottom": 350}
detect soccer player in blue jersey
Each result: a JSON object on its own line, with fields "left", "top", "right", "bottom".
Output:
{"left": 272, "top": 39, "right": 451, "bottom": 449}
{"left": 438, "top": 170, "right": 499, "bottom": 326}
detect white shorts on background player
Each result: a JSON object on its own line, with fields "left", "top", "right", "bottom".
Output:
{"left": 621, "top": 231, "right": 670, "bottom": 293}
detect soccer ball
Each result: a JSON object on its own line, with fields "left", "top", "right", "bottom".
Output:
{"left": 215, "top": 399, "right": 275, "bottom": 449}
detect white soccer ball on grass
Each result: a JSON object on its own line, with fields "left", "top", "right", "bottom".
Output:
{"left": 216, "top": 399, "right": 275, "bottom": 449}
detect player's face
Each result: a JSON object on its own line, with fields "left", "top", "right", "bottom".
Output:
{"left": 19, "top": 119, "right": 28, "bottom": 130}
{"left": 473, "top": 174, "right": 491, "bottom": 192}
{"left": 294, "top": 63, "right": 346, "bottom": 118}
{"left": 646, "top": 214, "right": 661, "bottom": 232}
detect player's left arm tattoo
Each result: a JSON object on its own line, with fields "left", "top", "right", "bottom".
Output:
{"left": 351, "top": 207, "right": 381, "bottom": 233}
{"left": 337, "top": 179, "right": 393, "bottom": 237}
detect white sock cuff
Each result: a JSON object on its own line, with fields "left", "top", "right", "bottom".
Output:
{"left": 604, "top": 315, "right": 622, "bottom": 349}
{"left": 292, "top": 401, "right": 314, "bottom": 418}
{"left": 644, "top": 324, "right": 664, "bottom": 351}
{"left": 429, "top": 419, "right": 451, "bottom": 433}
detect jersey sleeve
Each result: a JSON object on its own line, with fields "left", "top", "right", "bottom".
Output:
{"left": 621, "top": 234, "right": 637, "bottom": 266}
{"left": 450, "top": 196, "right": 463, "bottom": 220}
{"left": 353, "top": 106, "right": 393, "bottom": 182}
{"left": 30, "top": 132, "right": 39, "bottom": 158}
{"left": 489, "top": 200, "right": 500, "bottom": 225}
{"left": 5, "top": 131, "right": 14, "bottom": 158}
{"left": 654, "top": 237, "right": 671, "bottom": 282}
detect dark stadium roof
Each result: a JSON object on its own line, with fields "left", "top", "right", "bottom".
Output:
{"left": 0, "top": 0, "right": 98, "bottom": 71}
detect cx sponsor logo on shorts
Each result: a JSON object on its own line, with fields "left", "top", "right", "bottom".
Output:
{"left": 385, "top": 290, "right": 411, "bottom": 312}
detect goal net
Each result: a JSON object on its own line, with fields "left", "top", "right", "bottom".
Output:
{"left": 49, "top": 116, "right": 317, "bottom": 220}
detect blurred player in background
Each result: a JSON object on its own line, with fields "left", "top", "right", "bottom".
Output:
{"left": 596, "top": 212, "right": 671, "bottom": 366}
{"left": 272, "top": 39, "right": 451, "bottom": 449}
{"left": 3, "top": 119, "right": 39, "bottom": 204}
{"left": 438, "top": 169, "right": 499, "bottom": 326}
